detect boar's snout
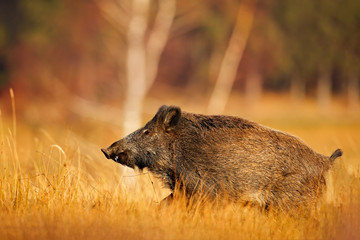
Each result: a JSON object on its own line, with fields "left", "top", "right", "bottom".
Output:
{"left": 101, "top": 148, "right": 111, "bottom": 159}
{"left": 101, "top": 146, "right": 131, "bottom": 166}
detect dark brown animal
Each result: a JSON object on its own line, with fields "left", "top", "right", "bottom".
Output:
{"left": 101, "top": 105, "right": 342, "bottom": 209}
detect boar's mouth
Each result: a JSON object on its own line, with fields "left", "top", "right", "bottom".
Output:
{"left": 101, "top": 148, "right": 129, "bottom": 164}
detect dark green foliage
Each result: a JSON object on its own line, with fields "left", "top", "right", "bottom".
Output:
{"left": 272, "top": 0, "right": 360, "bottom": 83}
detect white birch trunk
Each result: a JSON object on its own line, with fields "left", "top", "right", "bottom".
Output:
{"left": 146, "top": 0, "right": 176, "bottom": 89}
{"left": 124, "top": 0, "right": 176, "bottom": 134}
{"left": 124, "top": 0, "right": 149, "bottom": 134}
{"left": 207, "top": 0, "right": 256, "bottom": 114}
{"left": 97, "top": 0, "right": 176, "bottom": 133}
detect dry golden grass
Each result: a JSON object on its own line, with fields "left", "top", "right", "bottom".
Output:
{"left": 1, "top": 92, "right": 360, "bottom": 240}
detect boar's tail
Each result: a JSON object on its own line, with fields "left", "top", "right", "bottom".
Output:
{"left": 329, "top": 149, "right": 343, "bottom": 163}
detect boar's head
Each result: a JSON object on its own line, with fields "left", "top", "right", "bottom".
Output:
{"left": 101, "top": 105, "right": 181, "bottom": 170}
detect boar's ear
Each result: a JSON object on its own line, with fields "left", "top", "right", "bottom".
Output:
{"left": 158, "top": 105, "right": 181, "bottom": 131}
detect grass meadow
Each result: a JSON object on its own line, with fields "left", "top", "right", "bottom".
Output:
{"left": 1, "top": 91, "right": 360, "bottom": 240}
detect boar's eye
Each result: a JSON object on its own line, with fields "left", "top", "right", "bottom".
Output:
{"left": 142, "top": 129, "right": 151, "bottom": 136}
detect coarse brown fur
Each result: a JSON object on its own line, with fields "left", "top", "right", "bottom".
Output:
{"left": 101, "top": 105, "right": 342, "bottom": 210}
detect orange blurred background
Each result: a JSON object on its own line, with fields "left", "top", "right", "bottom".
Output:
{"left": 0, "top": 0, "right": 359, "bottom": 134}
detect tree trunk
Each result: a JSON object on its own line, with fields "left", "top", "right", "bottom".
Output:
{"left": 124, "top": 0, "right": 176, "bottom": 133}
{"left": 97, "top": 0, "right": 176, "bottom": 133}
{"left": 146, "top": 0, "right": 176, "bottom": 89}
{"left": 207, "top": 0, "right": 257, "bottom": 114}
{"left": 245, "top": 69, "right": 262, "bottom": 106}
{"left": 317, "top": 67, "right": 332, "bottom": 111}
{"left": 124, "top": 0, "right": 149, "bottom": 134}
{"left": 290, "top": 75, "right": 306, "bottom": 105}
{"left": 348, "top": 72, "right": 359, "bottom": 112}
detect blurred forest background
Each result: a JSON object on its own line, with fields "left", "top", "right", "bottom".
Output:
{"left": 0, "top": 0, "right": 359, "bottom": 132}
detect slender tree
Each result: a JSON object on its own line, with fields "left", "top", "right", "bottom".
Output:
{"left": 207, "top": 0, "right": 257, "bottom": 113}
{"left": 97, "top": 0, "right": 176, "bottom": 134}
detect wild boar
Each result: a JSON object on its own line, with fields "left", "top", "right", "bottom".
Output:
{"left": 101, "top": 105, "right": 342, "bottom": 209}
